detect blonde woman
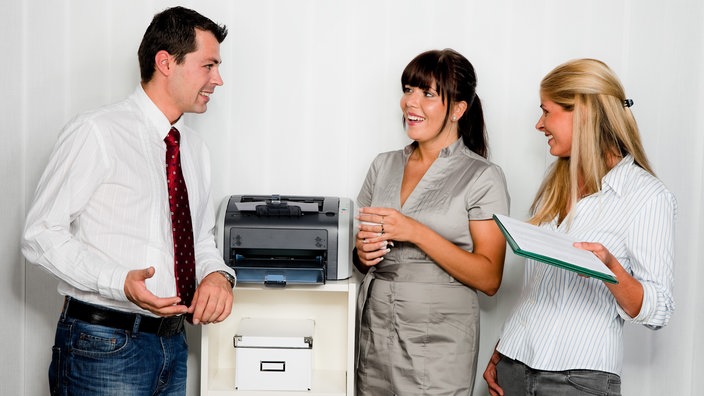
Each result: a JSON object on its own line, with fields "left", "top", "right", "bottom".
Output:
{"left": 483, "top": 59, "right": 676, "bottom": 396}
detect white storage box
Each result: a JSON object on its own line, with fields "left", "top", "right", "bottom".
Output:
{"left": 233, "top": 318, "right": 314, "bottom": 391}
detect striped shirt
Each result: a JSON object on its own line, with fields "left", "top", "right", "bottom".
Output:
{"left": 21, "top": 86, "right": 234, "bottom": 316}
{"left": 497, "top": 155, "right": 676, "bottom": 375}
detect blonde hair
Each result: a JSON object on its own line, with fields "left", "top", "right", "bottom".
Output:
{"left": 530, "top": 58, "right": 653, "bottom": 225}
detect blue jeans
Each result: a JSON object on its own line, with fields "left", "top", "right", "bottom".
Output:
{"left": 49, "top": 304, "right": 188, "bottom": 395}
{"left": 496, "top": 355, "right": 621, "bottom": 396}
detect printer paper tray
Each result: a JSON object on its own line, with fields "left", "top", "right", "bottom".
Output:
{"left": 232, "top": 266, "right": 325, "bottom": 286}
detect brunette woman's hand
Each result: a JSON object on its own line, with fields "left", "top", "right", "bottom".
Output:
{"left": 357, "top": 207, "right": 418, "bottom": 245}
{"left": 355, "top": 207, "right": 394, "bottom": 268}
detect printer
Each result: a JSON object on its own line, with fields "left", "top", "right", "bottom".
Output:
{"left": 218, "top": 195, "right": 353, "bottom": 286}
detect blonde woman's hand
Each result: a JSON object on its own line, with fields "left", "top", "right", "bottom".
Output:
{"left": 483, "top": 349, "right": 504, "bottom": 396}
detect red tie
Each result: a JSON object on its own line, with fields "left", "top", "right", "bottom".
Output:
{"left": 164, "top": 127, "right": 196, "bottom": 306}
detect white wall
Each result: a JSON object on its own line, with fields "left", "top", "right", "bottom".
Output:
{"left": 3, "top": 0, "right": 702, "bottom": 395}
{"left": 2, "top": 1, "right": 27, "bottom": 394}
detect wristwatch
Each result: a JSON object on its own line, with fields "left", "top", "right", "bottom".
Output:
{"left": 216, "top": 270, "right": 236, "bottom": 288}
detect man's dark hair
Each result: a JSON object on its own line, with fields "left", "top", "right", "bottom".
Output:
{"left": 138, "top": 6, "right": 228, "bottom": 82}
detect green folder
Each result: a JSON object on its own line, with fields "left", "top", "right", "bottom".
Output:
{"left": 493, "top": 214, "right": 618, "bottom": 284}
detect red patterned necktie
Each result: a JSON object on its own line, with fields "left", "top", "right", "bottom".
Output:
{"left": 164, "top": 127, "right": 196, "bottom": 306}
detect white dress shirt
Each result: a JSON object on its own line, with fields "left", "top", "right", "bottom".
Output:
{"left": 497, "top": 155, "right": 676, "bottom": 375}
{"left": 22, "top": 85, "right": 233, "bottom": 316}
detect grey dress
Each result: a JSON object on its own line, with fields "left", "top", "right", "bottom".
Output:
{"left": 355, "top": 139, "right": 510, "bottom": 396}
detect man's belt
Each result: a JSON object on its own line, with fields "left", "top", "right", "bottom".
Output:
{"left": 64, "top": 297, "right": 185, "bottom": 337}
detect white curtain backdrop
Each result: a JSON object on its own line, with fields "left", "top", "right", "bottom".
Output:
{"left": 2, "top": 1, "right": 702, "bottom": 395}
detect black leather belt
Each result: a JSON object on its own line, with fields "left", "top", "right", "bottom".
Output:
{"left": 64, "top": 297, "right": 185, "bottom": 337}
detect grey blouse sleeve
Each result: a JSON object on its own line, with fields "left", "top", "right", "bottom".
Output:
{"left": 356, "top": 156, "right": 379, "bottom": 209}
{"left": 466, "top": 163, "right": 510, "bottom": 220}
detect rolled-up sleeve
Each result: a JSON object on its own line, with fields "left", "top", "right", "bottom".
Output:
{"left": 620, "top": 190, "right": 677, "bottom": 328}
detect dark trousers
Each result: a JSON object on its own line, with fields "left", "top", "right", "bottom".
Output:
{"left": 496, "top": 355, "right": 621, "bottom": 396}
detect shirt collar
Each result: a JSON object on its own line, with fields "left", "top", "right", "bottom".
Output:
{"left": 601, "top": 154, "right": 635, "bottom": 197}
{"left": 402, "top": 137, "right": 464, "bottom": 160}
{"left": 131, "top": 85, "right": 185, "bottom": 139}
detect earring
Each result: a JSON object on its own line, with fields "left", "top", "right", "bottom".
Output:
{"left": 452, "top": 116, "right": 457, "bottom": 121}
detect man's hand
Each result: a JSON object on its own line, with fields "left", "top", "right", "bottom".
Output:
{"left": 188, "top": 271, "right": 234, "bottom": 325}
{"left": 124, "top": 267, "right": 188, "bottom": 317}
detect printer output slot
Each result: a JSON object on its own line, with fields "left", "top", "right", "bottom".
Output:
{"left": 231, "top": 249, "right": 325, "bottom": 266}
{"left": 230, "top": 249, "right": 327, "bottom": 286}
{"left": 235, "top": 257, "right": 324, "bottom": 269}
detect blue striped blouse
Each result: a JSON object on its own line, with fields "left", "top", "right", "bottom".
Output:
{"left": 497, "top": 155, "right": 676, "bottom": 375}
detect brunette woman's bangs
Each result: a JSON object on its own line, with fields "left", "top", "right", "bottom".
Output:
{"left": 401, "top": 52, "right": 449, "bottom": 101}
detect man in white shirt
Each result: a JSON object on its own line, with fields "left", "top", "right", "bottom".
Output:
{"left": 21, "top": 6, "right": 236, "bottom": 395}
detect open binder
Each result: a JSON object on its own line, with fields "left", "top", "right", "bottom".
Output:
{"left": 493, "top": 214, "right": 618, "bottom": 284}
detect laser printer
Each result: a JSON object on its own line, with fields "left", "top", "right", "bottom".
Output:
{"left": 217, "top": 195, "right": 353, "bottom": 286}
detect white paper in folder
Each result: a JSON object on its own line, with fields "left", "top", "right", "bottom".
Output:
{"left": 493, "top": 214, "right": 618, "bottom": 283}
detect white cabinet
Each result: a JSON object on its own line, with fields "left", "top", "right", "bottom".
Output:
{"left": 200, "top": 279, "right": 357, "bottom": 395}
